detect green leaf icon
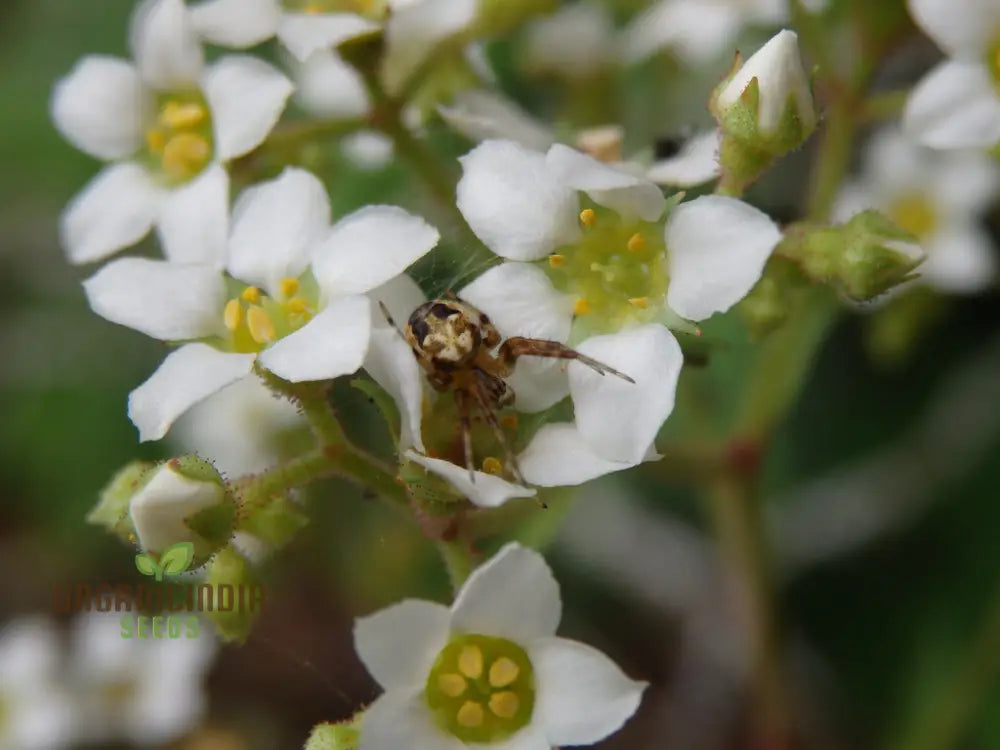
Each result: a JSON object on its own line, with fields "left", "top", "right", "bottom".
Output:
{"left": 160, "top": 542, "right": 195, "bottom": 575}
{"left": 135, "top": 553, "right": 160, "bottom": 579}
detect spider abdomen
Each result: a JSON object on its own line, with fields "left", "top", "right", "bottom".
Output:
{"left": 405, "top": 300, "right": 483, "bottom": 368}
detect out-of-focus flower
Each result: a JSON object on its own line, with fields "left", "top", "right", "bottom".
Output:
{"left": 0, "top": 617, "right": 76, "bottom": 750}
{"left": 82, "top": 167, "right": 438, "bottom": 441}
{"left": 354, "top": 543, "right": 645, "bottom": 750}
{"left": 835, "top": 126, "right": 998, "bottom": 293}
{"left": 69, "top": 612, "right": 216, "bottom": 746}
{"left": 903, "top": 0, "right": 1000, "bottom": 149}
{"left": 521, "top": 2, "right": 616, "bottom": 79}
{"left": 51, "top": 0, "right": 292, "bottom": 265}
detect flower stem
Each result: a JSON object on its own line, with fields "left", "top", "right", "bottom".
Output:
{"left": 436, "top": 539, "right": 474, "bottom": 592}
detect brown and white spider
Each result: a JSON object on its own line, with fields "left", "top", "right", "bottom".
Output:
{"left": 380, "top": 298, "right": 634, "bottom": 484}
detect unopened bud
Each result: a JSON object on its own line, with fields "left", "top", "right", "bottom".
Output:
{"left": 88, "top": 460, "right": 157, "bottom": 544}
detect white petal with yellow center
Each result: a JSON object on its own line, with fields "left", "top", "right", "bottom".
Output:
{"left": 354, "top": 600, "right": 451, "bottom": 691}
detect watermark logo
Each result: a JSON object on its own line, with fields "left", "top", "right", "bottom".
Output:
{"left": 135, "top": 541, "right": 194, "bottom": 581}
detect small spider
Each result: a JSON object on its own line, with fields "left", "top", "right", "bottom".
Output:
{"left": 380, "top": 298, "right": 635, "bottom": 485}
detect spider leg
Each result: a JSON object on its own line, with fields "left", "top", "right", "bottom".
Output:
{"left": 469, "top": 380, "right": 527, "bottom": 486}
{"left": 377, "top": 301, "right": 405, "bottom": 340}
{"left": 497, "top": 337, "right": 636, "bottom": 383}
{"left": 453, "top": 389, "right": 476, "bottom": 484}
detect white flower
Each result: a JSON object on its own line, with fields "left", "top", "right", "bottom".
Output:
{"left": 834, "top": 126, "right": 999, "bottom": 293}
{"left": 521, "top": 2, "right": 616, "bottom": 79}
{"left": 621, "top": 0, "right": 826, "bottom": 66}
{"left": 354, "top": 543, "right": 646, "bottom": 750}
{"left": 0, "top": 617, "right": 76, "bottom": 750}
{"left": 903, "top": 0, "right": 1000, "bottom": 149}
{"left": 715, "top": 29, "right": 816, "bottom": 135}
{"left": 68, "top": 611, "right": 216, "bottom": 747}
{"left": 51, "top": 0, "right": 293, "bottom": 265}
{"left": 82, "top": 167, "right": 439, "bottom": 441}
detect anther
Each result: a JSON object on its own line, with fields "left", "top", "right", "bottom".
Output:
{"left": 145, "top": 129, "right": 166, "bottom": 154}
{"left": 579, "top": 208, "right": 596, "bottom": 227}
{"left": 246, "top": 306, "right": 276, "bottom": 344}
{"left": 481, "top": 457, "right": 503, "bottom": 475}
{"left": 438, "top": 673, "right": 467, "bottom": 698}
{"left": 160, "top": 100, "right": 206, "bottom": 130}
{"left": 241, "top": 287, "right": 261, "bottom": 303}
{"left": 573, "top": 298, "right": 591, "bottom": 316}
{"left": 286, "top": 297, "right": 309, "bottom": 315}
{"left": 223, "top": 299, "right": 243, "bottom": 331}
{"left": 488, "top": 657, "right": 519, "bottom": 688}
{"left": 458, "top": 645, "right": 484, "bottom": 679}
{"left": 161, "top": 133, "right": 210, "bottom": 180}
{"left": 489, "top": 691, "right": 520, "bottom": 719}
{"left": 548, "top": 254, "right": 566, "bottom": 268}
{"left": 626, "top": 233, "right": 646, "bottom": 252}
{"left": 456, "top": 701, "right": 484, "bottom": 728}
{"left": 279, "top": 277, "right": 300, "bottom": 297}
{"left": 628, "top": 297, "right": 649, "bottom": 309}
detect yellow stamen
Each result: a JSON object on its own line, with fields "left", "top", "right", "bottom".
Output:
{"left": 223, "top": 299, "right": 243, "bottom": 331}
{"left": 458, "top": 645, "right": 483, "bottom": 679}
{"left": 246, "top": 306, "right": 276, "bottom": 344}
{"left": 279, "top": 277, "right": 300, "bottom": 297}
{"left": 286, "top": 297, "right": 309, "bottom": 315}
{"left": 241, "top": 287, "right": 261, "bottom": 303}
{"left": 548, "top": 254, "right": 566, "bottom": 268}
{"left": 161, "top": 133, "right": 210, "bottom": 180}
{"left": 481, "top": 457, "right": 503, "bottom": 475}
{"left": 489, "top": 691, "right": 520, "bottom": 719}
{"left": 500, "top": 414, "right": 518, "bottom": 430}
{"left": 890, "top": 193, "right": 937, "bottom": 239}
{"left": 304, "top": 2, "right": 324, "bottom": 13}
{"left": 456, "top": 701, "right": 484, "bottom": 728}
{"left": 579, "top": 208, "right": 596, "bottom": 227}
{"left": 160, "top": 100, "right": 207, "bottom": 130}
{"left": 628, "top": 297, "right": 649, "bottom": 309}
{"left": 626, "top": 233, "right": 646, "bottom": 252}
{"left": 488, "top": 657, "right": 519, "bottom": 688}
{"left": 145, "top": 129, "right": 166, "bottom": 154}
{"left": 573, "top": 298, "right": 591, "bottom": 316}
{"left": 438, "top": 673, "right": 467, "bottom": 698}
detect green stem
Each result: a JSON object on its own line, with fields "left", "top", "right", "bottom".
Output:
{"left": 436, "top": 539, "right": 474, "bottom": 592}
{"left": 806, "top": 94, "right": 855, "bottom": 221}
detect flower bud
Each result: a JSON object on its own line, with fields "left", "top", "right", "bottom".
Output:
{"left": 710, "top": 30, "right": 817, "bottom": 193}
{"left": 127, "top": 456, "right": 235, "bottom": 563}
{"left": 781, "top": 211, "right": 925, "bottom": 301}
{"left": 87, "top": 460, "right": 157, "bottom": 544}
{"left": 304, "top": 716, "right": 362, "bottom": 750}
{"left": 204, "top": 545, "right": 261, "bottom": 643}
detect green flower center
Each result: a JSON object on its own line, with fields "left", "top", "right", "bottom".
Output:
{"left": 544, "top": 206, "right": 670, "bottom": 337}
{"left": 425, "top": 634, "right": 535, "bottom": 743}
{"left": 986, "top": 36, "right": 1000, "bottom": 88}
{"left": 144, "top": 91, "right": 214, "bottom": 185}
{"left": 219, "top": 275, "right": 319, "bottom": 353}
{"left": 889, "top": 192, "right": 938, "bottom": 240}
{"left": 283, "top": 0, "right": 386, "bottom": 18}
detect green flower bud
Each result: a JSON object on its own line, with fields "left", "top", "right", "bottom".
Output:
{"left": 204, "top": 545, "right": 261, "bottom": 643}
{"left": 710, "top": 30, "right": 817, "bottom": 193}
{"left": 304, "top": 715, "right": 362, "bottom": 750}
{"left": 127, "top": 456, "right": 235, "bottom": 564}
{"left": 738, "top": 258, "right": 801, "bottom": 338}
{"left": 780, "top": 210, "right": 925, "bottom": 301}
{"left": 87, "top": 460, "right": 157, "bottom": 545}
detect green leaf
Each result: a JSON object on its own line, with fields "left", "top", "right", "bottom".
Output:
{"left": 351, "top": 376, "right": 401, "bottom": 447}
{"left": 160, "top": 542, "right": 195, "bottom": 575}
{"left": 134, "top": 553, "right": 159, "bottom": 578}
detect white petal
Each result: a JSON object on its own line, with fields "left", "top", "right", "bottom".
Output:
{"left": 519, "top": 422, "right": 638, "bottom": 487}
{"left": 438, "top": 90, "right": 556, "bottom": 151}
{"left": 312, "top": 205, "right": 439, "bottom": 298}
{"left": 620, "top": 0, "right": 743, "bottom": 66}
{"left": 404, "top": 451, "right": 537, "bottom": 508}
{"left": 129, "top": 462, "right": 226, "bottom": 553}
{"left": 204, "top": 55, "right": 294, "bottom": 161}
{"left": 60, "top": 163, "right": 162, "bottom": 264}
{"left": 359, "top": 692, "right": 464, "bottom": 750}
{"left": 277, "top": 12, "right": 379, "bottom": 62}
{"left": 292, "top": 50, "right": 369, "bottom": 119}
{"left": 908, "top": 0, "right": 999, "bottom": 57}
{"left": 569, "top": 325, "right": 682, "bottom": 464}
{"left": 923, "top": 222, "right": 997, "bottom": 293}
{"left": 457, "top": 140, "right": 580, "bottom": 261}
{"left": 862, "top": 125, "right": 928, "bottom": 198}
{"left": 130, "top": 0, "right": 204, "bottom": 89}
{"left": 364, "top": 327, "right": 426, "bottom": 452}
{"left": 903, "top": 61, "right": 1000, "bottom": 149}
{"left": 932, "top": 150, "right": 1000, "bottom": 215}
{"left": 450, "top": 542, "right": 560, "bottom": 641}
{"left": 190, "top": 0, "right": 281, "bottom": 48}
{"left": 128, "top": 344, "right": 255, "bottom": 441}
{"left": 83, "top": 257, "right": 225, "bottom": 340}
{"left": 459, "top": 262, "right": 574, "bottom": 412}
{"left": 380, "top": 0, "right": 478, "bottom": 95}
{"left": 367, "top": 273, "right": 427, "bottom": 329}
{"left": 51, "top": 56, "right": 150, "bottom": 160}
{"left": 666, "top": 195, "right": 781, "bottom": 320}
{"left": 646, "top": 129, "right": 721, "bottom": 187}
{"left": 257, "top": 295, "right": 372, "bottom": 382}
{"left": 0, "top": 617, "right": 61, "bottom": 683}
{"left": 354, "top": 600, "right": 450, "bottom": 690}
{"left": 156, "top": 164, "right": 229, "bottom": 267}
{"left": 522, "top": 2, "right": 615, "bottom": 78}
{"left": 529, "top": 636, "right": 646, "bottom": 746}
{"left": 468, "top": 725, "right": 549, "bottom": 750}
{"left": 342, "top": 131, "right": 394, "bottom": 170}
{"left": 831, "top": 181, "right": 876, "bottom": 224}
{"left": 546, "top": 143, "right": 666, "bottom": 221}
{"left": 227, "top": 167, "right": 330, "bottom": 293}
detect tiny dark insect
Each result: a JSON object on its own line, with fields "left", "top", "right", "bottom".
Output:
{"left": 380, "top": 299, "right": 635, "bottom": 485}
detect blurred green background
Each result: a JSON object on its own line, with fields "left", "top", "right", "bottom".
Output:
{"left": 4, "top": 1, "right": 1000, "bottom": 749}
